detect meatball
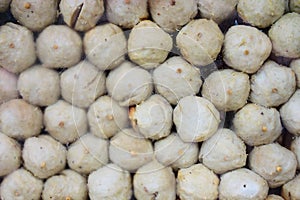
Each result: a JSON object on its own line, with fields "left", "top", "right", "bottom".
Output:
{"left": 36, "top": 25, "right": 82, "bottom": 69}
{"left": 10, "top": 0, "right": 58, "bottom": 31}
{"left": 133, "top": 160, "right": 176, "bottom": 200}
{"left": 290, "top": 59, "right": 300, "bottom": 88}
{"left": 250, "top": 60, "right": 296, "bottom": 107}
{"left": 177, "top": 164, "right": 219, "bottom": 200}
{"left": 149, "top": 0, "right": 197, "bottom": 32}
{"left": 18, "top": 65, "right": 60, "bottom": 106}
{"left": 268, "top": 12, "right": 300, "bottom": 58}
{"left": 223, "top": 25, "right": 272, "bottom": 73}
{"left": 60, "top": 61, "right": 106, "bottom": 108}
{"left": 153, "top": 56, "right": 202, "bottom": 105}
{"left": 60, "top": 0, "right": 104, "bottom": 32}
{"left": 106, "top": 0, "right": 148, "bottom": 29}
{"left": 202, "top": 69, "right": 250, "bottom": 111}
{"left": 22, "top": 135, "right": 67, "bottom": 179}
{"left": 0, "top": 0, "right": 11, "bottom": 12}
{"left": 0, "top": 68, "right": 18, "bottom": 104}
{"left": 0, "top": 23, "right": 36, "bottom": 73}
{"left": 233, "top": 103, "right": 282, "bottom": 146}
{"left": 291, "top": 137, "right": 300, "bottom": 169}
{"left": 282, "top": 174, "right": 300, "bottom": 200}
{"left": 44, "top": 100, "right": 88, "bottom": 144}
{"left": 67, "top": 133, "right": 109, "bottom": 174}
{"left": 176, "top": 19, "right": 224, "bottom": 67}
{"left": 173, "top": 96, "right": 220, "bottom": 142}
{"left": 0, "top": 99, "right": 43, "bottom": 140}
{"left": 128, "top": 20, "right": 173, "bottom": 69}
{"left": 83, "top": 23, "right": 127, "bottom": 70}
{"left": 249, "top": 143, "right": 297, "bottom": 188}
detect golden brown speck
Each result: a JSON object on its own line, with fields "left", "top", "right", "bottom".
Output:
{"left": 24, "top": 2, "right": 31, "bottom": 9}
{"left": 14, "top": 191, "right": 20, "bottom": 196}
{"left": 41, "top": 162, "right": 46, "bottom": 168}
{"left": 276, "top": 166, "right": 282, "bottom": 172}
{"left": 9, "top": 43, "right": 15, "bottom": 48}
{"left": 124, "top": 0, "right": 130, "bottom": 4}
{"left": 106, "top": 114, "right": 114, "bottom": 121}
{"left": 262, "top": 126, "right": 267, "bottom": 132}
{"left": 53, "top": 44, "right": 58, "bottom": 49}
{"left": 272, "top": 88, "right": 278, "bottom": 93}
{"left": 65, "top": 197, "right": 72, "bottom": 200}
{"left": 244, "top": 50, "right": 249, "bottom": 55}
{"left": 58, "top": 121, "right": 64, "bottom": 128}
{"left": 176, "top": 68, "right": 182, "bottom": 74}
{"left": 227, "top": 89, "right": 232, "bottom": 95}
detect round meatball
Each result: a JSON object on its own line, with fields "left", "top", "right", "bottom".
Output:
{"left": 10, "top": 0, "right": 58, "bottom": 31}
{"left": 282, "top": 174, "right": 300, "bottom": 200}
{"left": 0, "top": 168, "right": 43, "bottom": 200}
{"left": 130, "top": 95, "right": 173, "bottom": 140}
{"left": 106, "top": 0, "right": 148, "bottom": 29}
{"left": 291, "top": 137, "right": 300, "bottom": 169}
{"left": 177, "top": 164, "right": 219, "bottom": 200}
{"left": 202, "top": 69, "right": 250, "bottom": 111}
{"left": 128, "top": 20, "right": 173, "bottom": 69}
{"left": 153, "top": 56, "right": 202, "bottom": 105}
{"left": 67, "top": 133, "right": 109, "bottom": 174}
{"left": 233, "top": 103, "right": 282, "bottom": 146}
{"left": 268, "top": 12, "right": 300, "bottom": 58}
{"left": 42, "top": 170, "right": 87, "bottom": 200}
{"left": 36, "top": 25, "right": 82, "bottom": 69}
{"left": 237, "top": 0, "right": 285, "bottom": 28}
{"left": 249, "top": 143, "right": 297, "bottom": 188}
{"left": 60, "top": 61, "right": 106, "bottom": 108}
{"left": 199, "top": 128, "right": 247, "bottom": 174}
{"left": 223, "top": 25, "right": 272, "bottom": 73}
{"left": 22, "top": 135, "right": 67, "bottom": 179}
{"left": 173, "top": 96, "right": 220, "bottom": 142}
{"left": 266, "top": 195, "right": 284, "bottom": 200}
{"left": 0, "top": 99, "right": 43, "bottom": 140}
{"left": 0, "top": 133, "right": 21, "bottom": 177}
{"left": 106, "top": 61, "right": 153, "bottom": 106}
{"left": 44, "top": 100, "right": 88, "bottom": 144}
{"left": 154, "top": 133, "right": 199, "bottom": 169}
{"left": 109, "top": 129, "right": 153, "bottom": 172}
{"left": 250, "top": 60, "right": 296, "bottom": 107}
{"left": 133, "top": 160, "right": 176, "bottom": 200}
{"left": 290, "top": 0, "right": 300, "bottom": 13}
{"left": 0, "top": 23, "right": 36, "bottom": 73}
{"left": 176, "top": 19, "right": 224, "bottom": 67}
{"left": 84, "top": 23, "right": 127, "bottom": 70}
{"left": 219, "top": 168, "right": 269, "bottom": 200}
{"left": 88, "top": 163, "right": 132, "bottom": 200}
{"left": 149, "top": 0, "right": 197, "bottom": 32}
{"left": 0, "top": 68, "right": 18, "bottom": 104}
{"left": 60, "top": 0, "right": 104, "bottom": 32}
{"left": 280, "top": 90, "right": 300, "bottom": 136}
{"left": 0, "top": 0, "right": 11, "bottom": 12}
{"left": 290, "top": 59, "right": 300, "bottom": 88}
{"left": 18, "top": 65, "right": 60, "bottom": 106}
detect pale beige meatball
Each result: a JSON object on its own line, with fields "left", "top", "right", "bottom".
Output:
{"left": 0, "top": 99, "right": 43, "bottom": 140}
{"left": 106, "top": 0, "right": 148, "bottom": 29}
{"left": 223, "top": 25, "right": 272, "bottom": 73}
{"left": 237, "top": 0, "right": 285, "bottom": 28}
{"left": 44, "top": 100, "right": 88, "bottom": 144}
{"left": 177, "top": 164, "right": 219, "bottom": 200}
{"left": 198, "top": 0, "right": 238, "bottom": 24}
{"left": 109, "top": 129, "right": 153, "bottom": 172}
{"left": 176, "top": 19, "right": 224, "bottom": 67}
{"left": 60, "top": 0, "right": 104, "bottom": 32}
{"left": 199, "top": 128, "right": 247, "bottom": 174}
{"left": 249, "top": 143, "right": 297, "bottom": 188}
{"left": 67, "top": 133, "right": 109, "bottom": 174}
{"left": 10, "top": 0, "right": 58, "bottom": 31}
{"left": 60, "top": 61, "right": 106, "bottom": 108}
{"left": 290, "top": 0, "right": 300, "bottom": 13}
{"left": 133, "top": 160, "right": 176, "bottom": 200}
{"left": 153, "top": 56, "right": 202, "bottom": 105}
{"left": 42, "top": 170, "right": 88, "bottom": 200}
{"left": 250, "top": 60, "right": 296, "bottom": 107}
{"left": 219, "top": 168, "right": 269, "bottom": 200}
{"left": 36, "top": 25, "right": 82, "bottom": 69}
{"left": 268, "top": 12, "right": 300, "bottom": 58}
{"left": 149, "top": 0, "right": 197, "bottom": 32}
{"left": 0, "top": 133, "right": 21, "bottom": 177}
{"left": 22, "top": 135, "right": 67, "bottom": 179}
{"left": 173, "top": 96, "right": 220, "bottom": 142}
{"left": 18, "top": 65, "right": 60, "bottom": 106}
{"left": 233, "top": 103, "right": 282, "bottom": 146}
{"left": 88, "top": 163, "right": 132, "bottom": 200}
{"left": 266, "top": 195, "right": 284, "bottom": 200}
{"left": 202, "top": 69, "right": 250, "bottom": 111}
{"left": 84, "top": 23, "right": 127, "bottom": 70}
{"left": 291, "top": 137, "right": 300, "bottom": 169}
{"left": 290, "top": 59, "right": 300, "bottom": 88}
{"left": 0, "top": 168, "right": 43, "bottom": 200}
{"left": 128, "top": 20, "right": 173, "bottom": 69}
{"left": 154, "top": 133, "right": 199, "bottom": 169}
{"left": 282, "top": 174, "right": 300, "bottom": 200}
{"left": 0, "top": 68, "right": 18, "bottom": 104}
{"left": 0, "top": 23, "right": 36, "bottom": 73}
{"left": 106, "top": 61, "right": 153, "bottom": 106}
{"left": 0, "top": 0, "right": 11, "bottom": 12}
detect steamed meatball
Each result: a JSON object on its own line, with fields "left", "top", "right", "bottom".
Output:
{"left": 290, "top": 59, "right": 300, "bottom": 88}
{"left": 282, "top": 174, "right": 300, "bottom": 200}
{"left": 0, "top": 68, "right": 18, "bottom": 104}
{"left": 291, "top": 136, "right": 300, "bottom": 169}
